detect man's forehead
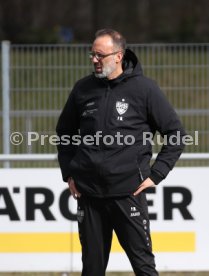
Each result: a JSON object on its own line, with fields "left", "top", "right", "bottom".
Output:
{"left": 92, "top": 35, "right": 114, "bottom": 50}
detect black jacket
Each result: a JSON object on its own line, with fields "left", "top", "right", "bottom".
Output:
{"left": 56, "top": 49, "right": 186, "bottom": 197}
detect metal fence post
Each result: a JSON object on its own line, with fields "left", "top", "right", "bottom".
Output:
{"left": 2, "top": 41, "right": 10, "bottom": 168}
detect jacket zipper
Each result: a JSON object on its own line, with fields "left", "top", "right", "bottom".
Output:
{"left": 104, "top": 84, "right": 111, "bottom": 128}
{"left": 99, "top": 83, "right": 111, "bottom": 148}
{"left": 98, "top": 83, "right": 111, "bottom": 188}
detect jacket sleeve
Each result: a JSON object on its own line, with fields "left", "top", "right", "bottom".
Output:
{"left": 56, "top": 88, "right": 79, "bottom": 182}
{"left": 147, "top": 81, "right": 186, "bottom": 184}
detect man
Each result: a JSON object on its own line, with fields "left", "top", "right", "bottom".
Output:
{"left": 56, "top": 29, "right": 186, "bottom": 276}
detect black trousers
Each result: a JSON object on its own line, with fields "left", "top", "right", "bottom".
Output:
{"left": 77, "top": 192, "right": 159, "bottom": 276}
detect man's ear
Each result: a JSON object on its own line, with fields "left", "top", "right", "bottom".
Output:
{"left": 115, "top": 51, "right": 123, "bottom": 63}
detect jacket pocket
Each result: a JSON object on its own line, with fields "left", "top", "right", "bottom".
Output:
{"left": 136, "top": 160, "right": 144, "bottom": 183}
{"left": 136, "top": 159, "right": 151, "bottom": 183}
{"left": 138, "top": 167, "right": 144, "bottom": 182}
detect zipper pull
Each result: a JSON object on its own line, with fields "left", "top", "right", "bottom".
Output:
{"left": 139, "top": 168, "right": 144, "bottom": 181}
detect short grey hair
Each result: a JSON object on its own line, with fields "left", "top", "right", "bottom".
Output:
{"left": 95, "top": 29, "right": 126, "bottom": 53}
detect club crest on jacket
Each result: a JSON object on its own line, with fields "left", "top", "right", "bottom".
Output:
{"left": 116, "top": 99, "right": 129, "bottom": 115}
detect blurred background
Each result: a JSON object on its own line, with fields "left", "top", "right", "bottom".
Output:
{"left": 1, "top": 0, "right": 209, "bottom": 44}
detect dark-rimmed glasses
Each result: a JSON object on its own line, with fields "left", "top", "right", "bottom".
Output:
{"left": 89, "top": 51, "right": 119, "bottom": 61}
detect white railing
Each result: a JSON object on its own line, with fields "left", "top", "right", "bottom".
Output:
{"left": 0, "top": 153, "right": 209, "bottom": 162}
{"left": 0, "top": 154, "right": 57, "bottom": 161}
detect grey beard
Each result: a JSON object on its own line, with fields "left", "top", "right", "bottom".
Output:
{"left": 94, "top": 64, "right": 116, "bottom": 79}
{"left": 94, "top": 72, "right": 107, "bottom": 78}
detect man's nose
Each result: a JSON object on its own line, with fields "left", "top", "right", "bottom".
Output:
{"left": 92, "top": 56, "right": 99, "bottom": 63}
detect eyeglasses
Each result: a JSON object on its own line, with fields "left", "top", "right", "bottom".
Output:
{"left": 89, "top": 51, "right": 119, "bottom": 61}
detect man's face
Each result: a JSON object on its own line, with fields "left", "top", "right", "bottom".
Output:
{"left": 91, "top": 35, "right": 121, "bottom": 79}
